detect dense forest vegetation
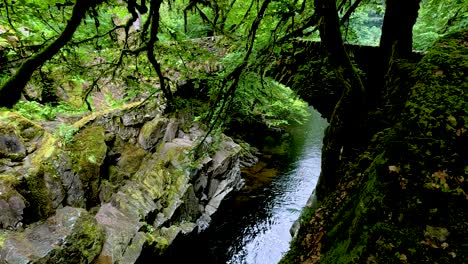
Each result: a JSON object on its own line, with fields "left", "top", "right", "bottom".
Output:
{"left": 1, "top": 0, "right": 467, "bottom": 263}
{"left": 1, "top": 0, "right": 465, "bottom": 125}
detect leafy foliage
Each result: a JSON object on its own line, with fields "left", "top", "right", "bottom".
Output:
{"left": 413, "top": 0, "right": 468, "bottom": 50}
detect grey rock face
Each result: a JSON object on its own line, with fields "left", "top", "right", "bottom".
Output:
{"left": 0, "top": 207, "right": 104, "bottom": 264}
{"left": 0, "top": 133, "right": 26, "bottom": 161}
{"left": 95, "top": 203, "right": 144, "bottom": 264}
{"left": 0, "top": 175, "right": 26, "bottom": 229}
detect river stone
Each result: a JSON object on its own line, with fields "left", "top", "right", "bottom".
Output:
{"left": 0, "top": 207, "right": 104, "bottom": 264}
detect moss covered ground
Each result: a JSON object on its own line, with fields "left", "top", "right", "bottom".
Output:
{"left": 282, "top": 30, "right": 468, "bottom": 264}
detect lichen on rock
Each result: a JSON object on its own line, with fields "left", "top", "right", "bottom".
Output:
{"left": 0, "top": 207, "right": 104, "bottom": 263}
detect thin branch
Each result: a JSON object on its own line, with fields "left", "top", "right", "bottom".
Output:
{"left": 71, "top": 25, "right": 125, "bottom": 45}
{"left": 340, "top": 0, "right": 363, "bottom": 25}
{"left": 0, "top": 0, "right": 104, "bottom": 107}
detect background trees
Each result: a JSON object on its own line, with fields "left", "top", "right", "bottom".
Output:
{"left": 0, "top": 0, "right": 466, "bottom": 177}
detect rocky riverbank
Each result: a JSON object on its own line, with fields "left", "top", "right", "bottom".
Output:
{"left": 0, "top": 99, "right": 244, "bottom": 263}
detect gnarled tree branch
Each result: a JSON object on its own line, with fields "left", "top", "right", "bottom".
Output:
{"left": 0, "top": 0, "right": 104, "bottom": 107}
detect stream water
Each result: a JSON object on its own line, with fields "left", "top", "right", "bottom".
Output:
{"left": 160, "top": 107, "right": 327, "bottom": 264}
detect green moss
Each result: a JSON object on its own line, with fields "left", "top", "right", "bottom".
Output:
{"left": 67, "top": 126, "right": 107, "bottom": 207}
{"left": 283, "top": 29, "right": 468, "bottom": 263}
{"left": 0, "top": 231, "right": 7, "bottom": 248}
{"left": 70, "top": 212, "right": 105, "bottom": 263}
{"left": 22, "top": 167, "right": 54, "bottom": 220}
{"left": 47, "top": 208, "right": 105, "bottom": 263}
{"left": 0, "top": 174, "right": 19, "bottom": 187}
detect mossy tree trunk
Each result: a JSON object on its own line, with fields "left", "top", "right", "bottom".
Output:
{"left": 0, "top": 0, "right": 102, "bottom": 107}
{"left": 314, "top": 0, "right": 366, "bottom": 200}
{"left": 379, "top": 0, "right": 421, "bottom": 116}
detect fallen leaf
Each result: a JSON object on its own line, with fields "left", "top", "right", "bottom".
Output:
{"left": 433, "top": 69, "right": 444, "bottom": 75}
{"left": 389, "top": 165, "right": 400, "bottom": 173}
{"left": 433, "top": 170, "right": 448, "bottom": 180}
{"left": 399, "top": 254, "right": 407, "bottom": 262}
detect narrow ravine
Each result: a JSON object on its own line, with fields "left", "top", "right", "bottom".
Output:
{"left": 159, "top": 107, "right": 327, "bottom": 264}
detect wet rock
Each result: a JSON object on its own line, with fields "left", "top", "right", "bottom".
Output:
{"left": 0, "top": 207, "right": 104, "bottom": 263}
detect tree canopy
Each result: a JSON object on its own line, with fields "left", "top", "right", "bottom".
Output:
{"left": 1, "top": 0, "right": 467, "bottom": 181}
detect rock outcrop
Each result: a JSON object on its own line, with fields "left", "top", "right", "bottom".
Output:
{"left": 0, "top": 100, "right": 244, "bottom": 263}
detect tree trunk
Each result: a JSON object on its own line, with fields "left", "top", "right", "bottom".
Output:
{"left": 147, "top": 0, "right": 173, "bottom": 104}
{"left": 379, "top": 0, "right": 421, "bottom": 115}
{"left": 0, "top": 0, "right": 101, "bottom": 107}
{"left": 380, "top": 0, "right": 421, "bottom": 66}
{"left": 314, "top": 0, "right": 366, "bottom": 200}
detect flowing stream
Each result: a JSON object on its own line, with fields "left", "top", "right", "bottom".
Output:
{"left": 160, "top": 107, "right": 327, "bottom": 264}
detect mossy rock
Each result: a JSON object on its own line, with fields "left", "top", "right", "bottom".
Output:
{"left": 138, "top": 117, "right": 168, "bottom": 150}
{"left": 0, "top": 174, "right": 26, "bottom": 229}
{"left": 0, "top": 207, "right": 105, "bottom": 263}
{"left": 68, "top": 126, "right": 107, "bottom": 208}
{"left": 110, "top": 142, "right": 148, "bottom": 183}
{"left": 0, "top": 111, "right": 45, "bottom": 160}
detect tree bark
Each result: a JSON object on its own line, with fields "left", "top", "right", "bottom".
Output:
{"left": 147, "top": 0, "right": 173, "bottom": 104}
{"left": 314, "top": 0, "right": 366, "bottom": 200}
{"left": 0, "top": 0, "right": 102, "bottom": 107}
{"left": 380, "top": 0, "right": 421, "bottom": 66}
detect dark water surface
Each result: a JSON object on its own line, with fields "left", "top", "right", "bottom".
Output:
{"left": 160, "top": 108, "right": 327, "bottom": 264}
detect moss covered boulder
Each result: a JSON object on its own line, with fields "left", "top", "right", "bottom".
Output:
{"left": 282, "top": 30, "right": 468, "bottom": 263}
{"left": 68, "top": 126, "right": 107, "bottom": 208}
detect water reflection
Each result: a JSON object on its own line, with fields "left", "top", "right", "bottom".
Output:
{"left": 228, "top": 108, "right": 327, "bottom": 264}
{"left": 160, "top": 107, "right": 327, "bottom": 264}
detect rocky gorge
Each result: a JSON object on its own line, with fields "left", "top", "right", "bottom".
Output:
{"left": 0, "top": 98, "right": 245, "bottom": 263}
